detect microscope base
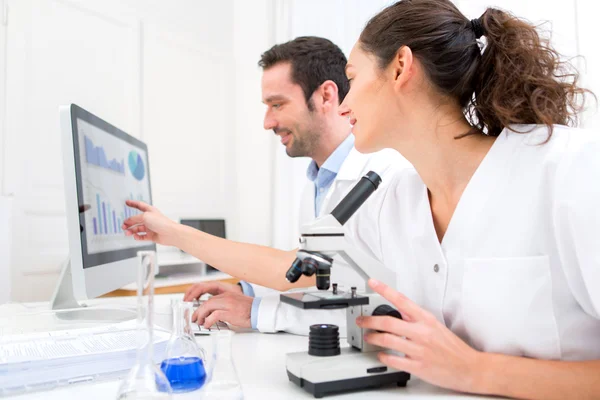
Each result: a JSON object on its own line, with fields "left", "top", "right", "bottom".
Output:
{"left": 287, "top": 370, "right": 409, "bottom": 398}
{"left": 286, "top": 348, "right": 410, "bottom": 398}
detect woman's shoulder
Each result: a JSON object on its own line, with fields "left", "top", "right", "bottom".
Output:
{"left": 503, "top": 124, "right": 599, "bottom": 171}
{"left": 506, "top": 123, "right": 600, "bottom": 150}
{"left": 512, "top": 124, "right": 600, "bottom": 202}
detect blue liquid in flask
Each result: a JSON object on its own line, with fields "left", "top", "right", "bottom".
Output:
{"left": 160, "top": 356, "right": 206, "bottom": 392}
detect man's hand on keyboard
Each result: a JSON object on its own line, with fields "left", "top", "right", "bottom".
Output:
{"left": 184, "top": 281, "right": 243, "bottom": 302}
{"left": 192, "top": 292, "right": 253, "bottom": 329}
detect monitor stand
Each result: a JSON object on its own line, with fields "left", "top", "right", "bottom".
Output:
{"left": 50, "top": 258, "right": 136, "bottom": 321}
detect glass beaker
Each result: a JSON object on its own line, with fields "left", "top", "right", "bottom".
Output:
{"left": 201, "top": 330, "right": 243, "bottom": 400}
{"left": 116, "top": 251, "right": 173, "bottom": 399}
{"left": 161, "top": 300, "right": 207, "bottom": 392}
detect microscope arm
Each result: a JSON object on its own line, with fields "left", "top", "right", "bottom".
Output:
{"left": 299, "top": 223, "right": 396, "bottom": 295}
{"left": 287, "top": 171, "right": 396, "bottom": 294}
{"left": 337, "top": 246, "right": 395, "bottom": 294}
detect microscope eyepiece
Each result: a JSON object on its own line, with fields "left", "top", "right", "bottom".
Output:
{"left": 331, "top": 171, "right": 382, "bottom": 226}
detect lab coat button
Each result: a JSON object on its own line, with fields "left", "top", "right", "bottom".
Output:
{"left": 433, "top": 264, "right": 440, "bottom": 273}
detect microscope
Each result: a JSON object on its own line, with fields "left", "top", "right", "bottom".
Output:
{"left": 281, "top": 171, "right": 410, "bottom": 398}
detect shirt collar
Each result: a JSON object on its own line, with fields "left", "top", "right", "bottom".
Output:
{"left": 306, "top": 134, "right": 355, "bottom": 182}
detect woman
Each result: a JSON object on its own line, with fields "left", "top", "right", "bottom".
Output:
{"left": 337, "top": 0, "right": 600, "bottom": 399}
{"left": 124, "top": 0, "right": 600, "bottom": 398}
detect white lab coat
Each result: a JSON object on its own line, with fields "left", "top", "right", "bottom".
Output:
{"left": 348, "top": 124, "right": 600, "bottom": 360}
{"left": 254, "top": 148, "right": 410, "bottom": 334}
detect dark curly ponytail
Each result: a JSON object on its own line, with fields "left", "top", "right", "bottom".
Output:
{"left": 359, "top": 0, "right": 592, "bottom": 138}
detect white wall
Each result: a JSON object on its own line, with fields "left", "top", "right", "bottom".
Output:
{"left": 231, "top": 0, "right": 276, "bottom": 247}
{"left": 575, "top": 0, "right": 600, "bottom": 131}
{"left": 0, "top": 197, "right": 11, "bottom": 304}
{"left": 0, "top": 0, "right": 8, "bottom": 304}
{"left": 6, "top": 0, "right": 141, "bottom": 301}
{"left": 2, "top": 0, "right": 239, "bottom": 301}
{"left": 141, "top": 6, "right": 237, "bottom": 239}
{"left": 0, "top": 0, "right": 6, "bottom": 199}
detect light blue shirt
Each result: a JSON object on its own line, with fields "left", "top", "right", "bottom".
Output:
{"left": 306, "top": 134, "right": 355, "bottom": 217}
{"left": 242, "top": 134, "right": 355, "bottom": 330}
{"left": 238, "top": 281, "right": 260, "bottom": 330}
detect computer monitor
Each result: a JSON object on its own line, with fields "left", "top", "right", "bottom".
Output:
{"left": 51, "top": 104, "right": 155, "bottom": 316}
{"left": 180, "top": 219, "right": 226, "bottom": 271}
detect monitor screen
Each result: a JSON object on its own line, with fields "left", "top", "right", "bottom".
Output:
{"left": 70, "top": 106, "right": 155, "bottom": 269}
{"left": 180, "top": 219, "right": 226, "bottom": 239}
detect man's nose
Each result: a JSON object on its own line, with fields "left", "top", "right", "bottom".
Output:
{"left": 264, "top": 112, "right": 277, "bottom": 130}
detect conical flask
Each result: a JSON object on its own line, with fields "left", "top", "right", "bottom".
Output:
{"left": 201, "top": 330, "right": 244, "bottom": 400}
{"left": 116, "top": 251, "right": 172, "bottom": 399}
{"left": 161, "top": 300, "right": 207, "bottom": 392}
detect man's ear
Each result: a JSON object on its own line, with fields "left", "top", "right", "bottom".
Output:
{"left": 316, "top": 80, "right": 339, "bottom": 112}
{"left": 391, "top": 46, "right": 414, "bottom": 90}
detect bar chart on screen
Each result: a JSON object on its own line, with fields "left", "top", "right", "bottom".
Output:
{"left": 77, "top": 118, "right": 151, "bottom": 255}
{"left": 90, "top": 191, "right": 145, "bottom": 236}
{"left": 84, "top": 184, "right": 148, "bottom": 254}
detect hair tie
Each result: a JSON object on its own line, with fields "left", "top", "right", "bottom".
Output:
{"left": 470, "top": 18, "right": 485, "bottom": 39}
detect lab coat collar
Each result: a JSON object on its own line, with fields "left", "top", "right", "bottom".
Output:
{"left": 335, "top": 146, "right": 372, "bottom": 181}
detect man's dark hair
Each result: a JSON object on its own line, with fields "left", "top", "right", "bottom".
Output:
{"left": 258, "top": 36, "right": 349, "bottom": 109}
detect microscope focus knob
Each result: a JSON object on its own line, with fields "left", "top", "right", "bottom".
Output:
{"left": 372, "top": 305, "right": 402, "bottom": 320}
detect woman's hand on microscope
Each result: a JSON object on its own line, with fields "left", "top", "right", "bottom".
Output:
{"left": 122, "top": 200, "right": 179, "bottom": 246}
{"left": 356, "top": 279, "right": 485, "bottom": 394}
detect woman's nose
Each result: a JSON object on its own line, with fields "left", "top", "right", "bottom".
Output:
{"left": 338, "top": 103, "right": 351, "bottom": 118}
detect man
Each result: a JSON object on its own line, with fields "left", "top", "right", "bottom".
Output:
{"left": 184, "top": 36, "right": 408, "bottom": 334}
{"left": 125, "top": 37, "right": 408, "bottom": 334}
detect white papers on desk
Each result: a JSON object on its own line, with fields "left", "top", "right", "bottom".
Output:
{"left": 0, "top": 320, "right": 170, "bottom": 396}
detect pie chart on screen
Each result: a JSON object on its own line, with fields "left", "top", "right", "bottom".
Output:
{"left": 128, "top": 151, "right": 145, "bottom": 181}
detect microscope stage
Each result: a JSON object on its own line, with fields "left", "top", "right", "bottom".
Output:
{"left": 280, "top": 291, "right": 369, "bottom": 309}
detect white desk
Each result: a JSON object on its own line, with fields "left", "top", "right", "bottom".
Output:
{"left": 0, "top": 295, "right": 505, "bottom": 400}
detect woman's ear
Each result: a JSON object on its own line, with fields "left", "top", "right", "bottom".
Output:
{"left": 392, "top": 46, "right": 414, "bottom": 90}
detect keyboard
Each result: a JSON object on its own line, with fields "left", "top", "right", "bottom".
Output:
{"left": 191, "top": 321, "right": 230, "bottom": 335}
{"left": 190, "top": 298, "right": 230, "bottom": 335}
